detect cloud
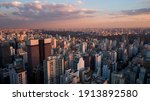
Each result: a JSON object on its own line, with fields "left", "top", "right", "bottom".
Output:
{"left": 12, "top": 1, "right": 22, "bottom": 7}
{"left": 0, "top": 1, "right": 97, "bottom": 28}
{"left": 122, "top": 8, "right": 150, "bottom": 15}
{"left": 0, "top": 1, "right": 22, "bottom": 8}
{"left": 0, "top": 1, "right": 96, "bottom": 22}
{"left": 77, "top": 0, "right": 84, "bottom": 4}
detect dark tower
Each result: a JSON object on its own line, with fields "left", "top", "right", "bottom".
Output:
{"left": 0, "top": 41, "right": 12, "bottom": 67}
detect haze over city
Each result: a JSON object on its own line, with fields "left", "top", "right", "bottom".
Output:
{"left": 0, "top": 0, "right": 150, "bottom": 29}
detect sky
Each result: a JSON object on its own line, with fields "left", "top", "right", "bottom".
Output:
{"left": 0, "top": 0, "right": 150, "bottom": 29}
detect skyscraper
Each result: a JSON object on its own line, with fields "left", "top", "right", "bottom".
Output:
{"left": 44, "top": 55, "right": 64, "bottom": 84}
{"left": 27, "top": 38, "right": 52, "bottom": 68}
{"left": 95, "top": 53, "right": 102, "bottom": 76}
{"left": 39, "top": 38, "right": 52, "bottom": 64}
{"left": 27, "top": 39, "right": 40, "bottom": 70}
{"left": 0, "top": 41, "right": 12, "bottom": 67}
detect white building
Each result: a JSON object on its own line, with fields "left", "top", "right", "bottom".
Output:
{"left": 44, "top": 55, "right": 64, "bottom": 84}
{"left": 77, "top": 57, "right": 85, "bottom": 71}
{"left": 82, "top": 42, "right": 87, "bottom": 53}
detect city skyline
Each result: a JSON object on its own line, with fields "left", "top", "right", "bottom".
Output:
{"left": 0, "top": 0, "right": 150, "bottom": 29}
{"left": 0, "top": 28, "right": 150, "bottom": 84}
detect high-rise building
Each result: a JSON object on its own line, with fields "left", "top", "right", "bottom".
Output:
{"left": 27, "top": 38, "right": 52, "bottom": 68}
{"left": 77, "top": 57, "right": 85, "bottom": 71}
{"left": 82, "top": 42, "right": 87, "bottom": 53}
{"left": 43, "top": 55, "right": 64, "bottom": 84}
{"left": 52, "top": 38, "right": 57, "bottom": 48}
{"left": 83, "top": 54, "right": 90, "bottom": 69}
{"left": 10, "top": 46, "right": 15, "bottom": 56}
{"left": 117, "top": 48, "right": 123, "bottom": 61}
{"left": 90, "top": 54, "right": 96, "bottom": 71}
{"left": 111, "top": 51, "right": 117, "bottom": 62}
{"left": 128, "top": 44, "right": 133, "bottom": 58}
{"left": 9, "top": 65, "right": 27, "bottom": 84}
{"left": 27, "top": 39, "right": 40, "bottom": 70}
{"left": 0, "top": 41, "right": 12, "bottom": 67}
{"left": 39, "top": 38, "right": 52, "bottom": 64}
{"left": 95, "top": 53, "right": 102, "bottom": 76}
{"left": 112, "top": 40, "right": 117, "bottom": 49}
{"left": 102, "top": 65, "right": 110, "bottom": 80}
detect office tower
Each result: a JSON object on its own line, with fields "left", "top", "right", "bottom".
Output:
{"left": 27, "top": 39, "right": 40, "bottom": 70}
{"left": 0, "top": 41, "right": 12, "bottom": 67}
{"left": 44, "top": 55, "right": 64, "bottom": 84}
{"left": 95, "top": 53, "right": 102, "bottom": 76}
{"left": 27, "top": 38, "right": 51, "bottom": 67}
{"left": 9, "top": 65, "right": 27, "bottom": 84}
{"left": 39, "top": 38, "right": 52, "bottom": 64}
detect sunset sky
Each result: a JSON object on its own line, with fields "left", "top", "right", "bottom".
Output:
{"left": 0, "top": 0, "right": 150, "bottom": 28}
